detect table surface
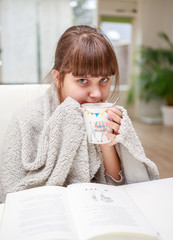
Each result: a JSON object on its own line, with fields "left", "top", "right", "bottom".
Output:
{"left": 0, "top": 177, "right": 173, "bottom": 240}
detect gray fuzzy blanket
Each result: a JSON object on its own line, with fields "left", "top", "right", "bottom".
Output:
{"left": 0, "top": 84, "right": 159, "bottom": 202}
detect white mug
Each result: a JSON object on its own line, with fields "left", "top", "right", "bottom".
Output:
{"left": 82, "top": 103, "right": 113, "bottom": 144}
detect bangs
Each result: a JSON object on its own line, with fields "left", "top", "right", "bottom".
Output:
{"left": 61, "top": 34, "right": 118, "bottom": 77}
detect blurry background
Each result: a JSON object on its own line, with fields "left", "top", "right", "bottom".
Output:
{"left": 0, "top": 0, "right": 173, "bottom": 178}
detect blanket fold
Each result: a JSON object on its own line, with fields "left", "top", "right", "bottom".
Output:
{"left": 115, "top": 106, "right": 159, "bottom": 183}
{"left": 15, "top": 97, "right": 106, "bottom": 192}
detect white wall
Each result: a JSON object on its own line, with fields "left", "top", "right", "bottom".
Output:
{"left": 137, "top": 0, "right": 173, "bottom": 47}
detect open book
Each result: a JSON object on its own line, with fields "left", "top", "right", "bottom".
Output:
{"left": 0, "top": 183, "right": 159, "bottom": 240}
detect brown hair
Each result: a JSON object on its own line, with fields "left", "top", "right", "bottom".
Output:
{"left": 51, "top": 25, "right": 119, "bottom": 99}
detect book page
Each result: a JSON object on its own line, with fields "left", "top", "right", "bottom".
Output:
{"left": 123, "top": 178, "right": 173, "bottom": 240}
{"left": 67, "top": 183, "right": 158, "bottom": 240}
{"left": 0, "top": 186, "right": 77, "bottom": 240}
{"left": 0, "top": 204, "right": 4, "bottom": 226}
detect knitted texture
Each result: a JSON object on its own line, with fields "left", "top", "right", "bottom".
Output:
{"left": 115, "top": 106, "right": 159, "bottom": 183}
{"left": 0, "top": 84, "right": 159, "bottom": 202}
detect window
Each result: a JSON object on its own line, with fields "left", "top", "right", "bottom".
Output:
{"left": 0, "top": 0, "right": 72, "bottom": 84}
{"left": 70, "top": 0, "right": 96, "bottom": 25}
{"left": 0, "top": 0, "right": 97, "bottom": 84}
{"left": 100, "top": 17, "right": 132, "bottom": 86}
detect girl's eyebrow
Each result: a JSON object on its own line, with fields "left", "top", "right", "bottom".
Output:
{"left": 74, "top": 76, "right": 91, "bottom": 80}
{"left": 74, "top": 76, "right": 110, "bottom": 80}
{"left": 75, "top": 76, "right": 108, "bottom": 78}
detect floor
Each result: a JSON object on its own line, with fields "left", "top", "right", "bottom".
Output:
{"left": 132, "top": 120, "right": 173, "bottom": 179}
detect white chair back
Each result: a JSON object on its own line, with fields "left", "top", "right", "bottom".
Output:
{"left": 0, "top": 84, "right": 50, "bottom": 158}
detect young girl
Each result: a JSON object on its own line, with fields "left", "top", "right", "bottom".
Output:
{"left": 0, "top": 25, "right": 159, "bottom": 203}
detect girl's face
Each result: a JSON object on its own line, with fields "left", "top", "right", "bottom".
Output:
{"left": 54, "top": 71, "right": 111, "bottom": 104}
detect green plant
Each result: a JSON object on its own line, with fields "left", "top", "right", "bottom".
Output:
{"left": 127, "top": 32, "right": 173, "bottom": 106}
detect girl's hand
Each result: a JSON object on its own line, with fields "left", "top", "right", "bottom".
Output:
{"left": 103, "top": 108, "right": 122, "bottom": 146}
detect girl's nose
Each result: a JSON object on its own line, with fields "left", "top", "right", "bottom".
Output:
{"left": 89, "top": 86, "right": 102, "bottom": 99}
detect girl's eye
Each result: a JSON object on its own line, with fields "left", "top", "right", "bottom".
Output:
{"left": 100, "top": 77, "right": 109, "bottom": 83}
{"left": 78, "top": 79, "right": 88, "bottom": 84}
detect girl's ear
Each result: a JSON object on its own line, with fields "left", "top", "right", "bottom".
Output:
{"left": 53, "top": 69, "right": 60, "bottom": 88}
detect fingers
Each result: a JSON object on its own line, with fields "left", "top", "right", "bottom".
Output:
{"left": 104, "top": 131, "right": 117, "bottom": 146}
{"left": 103, "top": 108, "right": 122, "bottom": 146}
{"left": 104, "top": 118, "right": 120, "bottom": 133}
{"left": 104, "top": 108, "right": 122, "bottom": 132}
{"left": 108, "top": 108, "right": 122, "bottom": 124}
